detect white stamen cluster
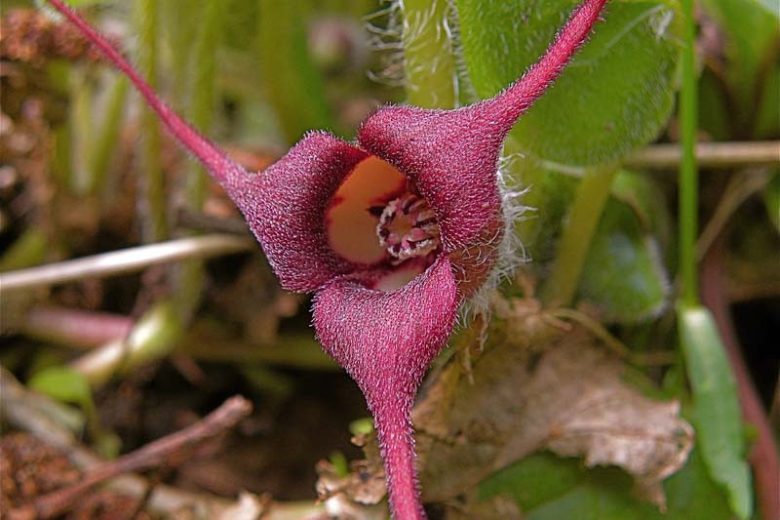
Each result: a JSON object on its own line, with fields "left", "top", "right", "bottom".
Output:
{"left": 376, "top": 193, "right": 440, "bottom": 261}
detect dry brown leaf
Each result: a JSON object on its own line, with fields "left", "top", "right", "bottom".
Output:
{"left": 414, "top": 300, "right": 692, "bottom": 510}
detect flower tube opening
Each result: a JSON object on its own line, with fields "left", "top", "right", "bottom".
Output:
{"left": 326, "top": 155, "right": 443, "bottom": 292}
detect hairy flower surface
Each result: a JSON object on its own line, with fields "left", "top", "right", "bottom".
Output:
{"left": 48, "top": 0, "right": 609, "bottom": 517}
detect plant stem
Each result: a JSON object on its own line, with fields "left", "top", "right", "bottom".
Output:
{"left": 87, "top": 76, "right": 129, "bottom": 196}
{"left": 679, "top": 0, "right": 698, "bottom": 306}
{"left": 174, "top": 0, "right": 225, "bottom": 319}
{"left": 70, "top": 301, "right": 182, "bottom": 388}
{"left": 541, "top": 164, "right": 618, "bottom": 307}
{"left": 134, "top": 0, "right": 166, "bottom": 242}
{"left": 184, "top": 0, "right": 222, "bottom": 212}
{"left": 257, "top": 0, "right": 333, "bottom": 142}
{"left": 0, "top": 234, "right": 253, "bottom": 292}
{"left": 401, "top": 0, "right": 458, "bottom": 108}
{"left": 68, "top": 66, "right": 94, "bottom": 195}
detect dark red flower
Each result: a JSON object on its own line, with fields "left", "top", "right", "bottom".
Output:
{"left": 48, "top": 1, "right": 609, "bottom": 517}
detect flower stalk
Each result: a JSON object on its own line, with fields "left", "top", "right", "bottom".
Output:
{"left": 174, "top": 0, "right": 224, "bottom": 319}
{"left": 678, "top": 0, "right": 699, "bottom": 307}
{"left": 401, "top": 0, "right": 458, "bottom": 109}
{"left": 541, "top": 163, "right": 618, "bottom": 307}
{"left": 134, "top": 0, "right": 166, "bottom": 242}
{"left": 87, "top": 76, "right": 129, "bottom": 196}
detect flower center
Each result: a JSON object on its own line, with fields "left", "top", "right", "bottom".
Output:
{"left": 325, "top": 155, "right": 442, "bottom": 291}
{"left": 376, "top": 194, "right": 440, "bottom": 261}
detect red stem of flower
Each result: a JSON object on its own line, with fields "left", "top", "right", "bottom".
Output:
{"left": 374, "top": 398, "right": 426, "bottom": 520}
{"left": 484, "top": 0, "right": 609, "bottom": 127}
{"left": 46, "top": 0, "right": 248, "bottom": 185}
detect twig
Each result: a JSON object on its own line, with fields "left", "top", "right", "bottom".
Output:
{"left": 9, "top": 396, "right": 253, "bottom": 519}
{"left": 0, "top": 234, "right": 253, "bottom": 292}
{"left": 625, "top": 141, "right": 780, "bottom": 170}
{"left": 541, "top": 163, "right": 618, "bottom": 307}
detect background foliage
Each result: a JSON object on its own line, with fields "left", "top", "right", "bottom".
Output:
{"left": 0, "top": 0, "right": 777, "bottom": 518}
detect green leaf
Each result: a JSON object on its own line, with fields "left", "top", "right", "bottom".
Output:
{"left": 578, "top": 189, "right": 671, "bottom": 323}
{"left": 513, "top": 166, "right": 671, "bottom": 323}
{"left": 479, "top": 450, "right": 732, "bottom": 519}
{"left": 257, "top": 0, "right": 334, "bottom": 142}
{"left": 29, "top": 366, "right": 122, "bottom": 458}
{"left": 479, "top": 452, "right": 584, "bottom": 511}
{"left": 71, "top": 301, "right": 182, "bottom": 387}
{"left": 0, "top": 229, "right": 49, "bottom": 272}
{"left": 29, "top": 366, "right": 93, "bottom": 409}
{"left": 456, "top": 0, "right": 682, "bottom": 165}
{"left": 677, "top": 304, "right": 753, "bottom": 519}
{"left": 754, "top": 66, "right": 780, "bottom": 138}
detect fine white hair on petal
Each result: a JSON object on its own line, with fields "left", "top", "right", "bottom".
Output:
{"left": 461, "top": 150, "right": 533, "bottom": 320}
{"left": 364, "top": 0, "right": 532, "bottom": 321}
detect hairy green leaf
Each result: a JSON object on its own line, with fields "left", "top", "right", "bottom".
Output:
{"left": 578, "top": 191, "right": 671, "bottom": 323}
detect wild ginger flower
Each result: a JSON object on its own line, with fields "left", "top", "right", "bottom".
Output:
{"left": 47, "top": 0, "right": 609, "bottom": 517}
